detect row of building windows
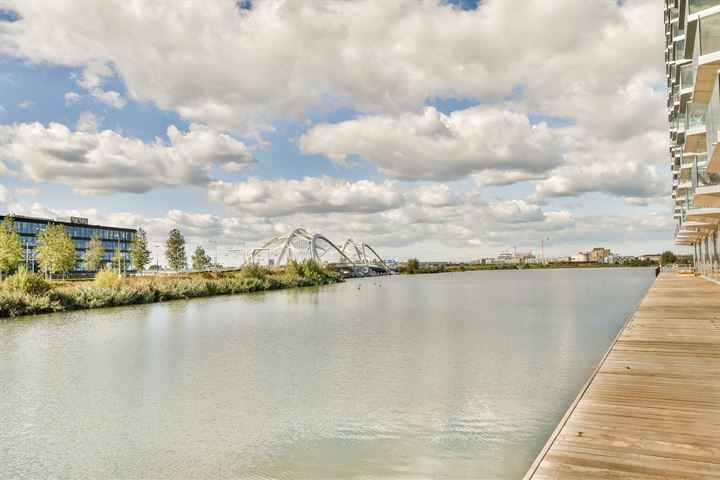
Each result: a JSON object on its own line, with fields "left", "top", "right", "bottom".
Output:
{"left": 18, "top": 235, "right": 131, "bottom": 251}
{"left": 12, "top": 220, "right": 134, "bottom": 241}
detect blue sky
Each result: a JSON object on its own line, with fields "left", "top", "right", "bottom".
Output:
{"left": 0, "top": 0, "right": 678, "bottom": 261}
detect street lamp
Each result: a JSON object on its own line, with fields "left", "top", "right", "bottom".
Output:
{"left": 229, "top": 242, "right": 246, "bottom": 270}
{"left": 155, "top": 244, "right": 160, "bottom": 274}
{"left": 541, "top": 237, "right": 550, "bottom": 265}
{"left": 113, "top": 233, "right": 122, "bottom": 279}
{"left": 210, "top": 240, "right": 217, "bottom": 270}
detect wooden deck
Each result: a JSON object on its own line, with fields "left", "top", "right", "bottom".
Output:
{"left": 525, "top": 273, "right": 720, "bottom": 480}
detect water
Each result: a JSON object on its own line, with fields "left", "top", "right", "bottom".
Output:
{"left": 0, "top": 268, "right": 655, "bottom": 479}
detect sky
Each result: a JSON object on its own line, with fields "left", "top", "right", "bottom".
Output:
{"left": 0, "top": 0, "right": 680, "bottom": 264}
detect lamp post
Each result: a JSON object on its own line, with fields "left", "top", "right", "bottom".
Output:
{"left": 210, "top": 240, "right": 217, "bottom": 270}
{"left": 229, "top": 242, "right": 246, "bottom": 269}
{"left": 113, "top": 233, "right": 121, "bottom": 279}
{"left": 541, "top": 237, "right": 549, "bottom": 265}
{"left": 155, "top": 244, "right": 160, "bottom": 274}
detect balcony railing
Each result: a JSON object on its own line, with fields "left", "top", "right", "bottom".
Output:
{"left": 690, "top": 0, "right": 720, "bottom": 15}
{"left": 680, "top": 63, "right": 694, "bottom": 88}
{"left": 700, "top": 11, "right": 720, "bottom": 55}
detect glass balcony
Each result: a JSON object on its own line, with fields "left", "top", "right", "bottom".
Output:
{"left": 690, "top": 0, "right": 720, "bottom": 15}
{"left": 698, "top": 168, "right": 720, "bottom": 186}
{"left": 680, "top": 63, "right": 694, "bottom": 88}
{"left": 673, "top": 21, "right": 684, "bottom": 39}
{"left": 700, "top": 12, "right": 720, "bottom": 55}
{"left": 675, "top": 114, "right": 687, "bottom": 131}
{"left": 676, "top": 39, "right": 687, "bottom": 60}
{"left": 686, "top": 102, "right": 708, "bottom": 129}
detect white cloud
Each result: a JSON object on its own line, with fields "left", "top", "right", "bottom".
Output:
{"left": 75, "top": 110, "right": 100, "bottom": 132}
{"left": 0, "top": 122, "right": 255, "bottom": 194}
{"left": 0, "top": 1, "right": 663, "bottom": 135}
{"left": 530, "top": 161, "right": 668, "bottom": 201}
{"left": 207, "top": 177, "right": 404, "bottom": 216}
{"left": 299, "top": 106, "right": 561, "bottom": 181}
{"left": 90, "top": 89, "right": 126, "bottom": 109}
{"left": 64, "top": 91, "right": 82, "bottom": 105}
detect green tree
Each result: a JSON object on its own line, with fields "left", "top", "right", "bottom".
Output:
{"left": 83, "top": 233, "right": 105, "bottom": 271}
{"left": 165, "top": 228, "right": 187, "bottom": 272}
{"left": 0, "top": 215, "right": 22, "bottom": 277}
{"left": 191, "top": 246, "right": 212, "bottom": 270}
{"left": 405, "top": 258, "right": 420, "bottom": 273}
{"left": 36, "top": 223, "right": 76, "bottom": 277}
{"left": 130, "top": 228, "right": 151, "bottom": 272}
{"left": 111, "top": 246, "right": 123, "bottom": 271}
{"left": 660, "top": 250, "right": 676, "bottom": 265}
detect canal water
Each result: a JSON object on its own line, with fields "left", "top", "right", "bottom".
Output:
{"left": 0, "top": 268, "right": 655, "bottom": 479}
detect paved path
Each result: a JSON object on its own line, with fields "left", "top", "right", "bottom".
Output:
{"left": 525, "top": 273, "right": 720, "bottom": 479}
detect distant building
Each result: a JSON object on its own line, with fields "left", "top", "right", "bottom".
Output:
{"left": 0, "top": 214, "right": 136, "bottom": 273}
{"left": 588, "top": 247, "right": 613, "bottom": 263}
{"left": 571, "top": 252, "right": 588, "bottom": 262}
{"left": 639, "top": 254, "right": 661, "bottom": 262}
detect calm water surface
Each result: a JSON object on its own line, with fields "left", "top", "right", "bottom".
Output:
{"left": 0, "top": 268, "right": 655, "bottom": 479}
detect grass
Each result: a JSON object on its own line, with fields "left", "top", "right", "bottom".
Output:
{"left": 0, "top": 264, "right": 344, "bottom": 318}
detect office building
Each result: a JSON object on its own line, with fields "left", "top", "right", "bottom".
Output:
{"left": 0, "top": 214, "right": 136, "bottom": 273}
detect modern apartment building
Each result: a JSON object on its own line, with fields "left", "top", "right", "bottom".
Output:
{"left": 0, "top": 214, "right": 136, "bottom": 273}
{"left": 666, "top": 0, "right": 720, "bottom": 280}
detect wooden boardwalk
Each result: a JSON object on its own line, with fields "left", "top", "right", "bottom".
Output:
{"left": 525, "top": 273, "right": 720, "bottom": 479}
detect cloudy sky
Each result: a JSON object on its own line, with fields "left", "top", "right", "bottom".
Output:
{"left": 0, "top": 0, "right": 678, "bottom": 263}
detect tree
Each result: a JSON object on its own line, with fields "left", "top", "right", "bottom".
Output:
{"left": 130, "top": 228, "right": 151, "bottom": 272}
{"left": 660, "top": 250, "right": 676, "bottom": 265}
{"left": 36, "top": 223, "right": 76, "bottom": 277}
{"left": 111, "top": 246, "right": 123, "bottom": 271}
{"left": 165, "top": 229, "right": 187, "bottom": 272}
{"left": 191, "top": 246, "right": 212, "bottom": 270}
{"left": 84, "top": 233, "right": 105, "bottom": 271}
{"left": 0, "top": 215, "right": 22, "bottom": 277}
{"left": 405, "top": 258, "right": 420, "bottom": 273}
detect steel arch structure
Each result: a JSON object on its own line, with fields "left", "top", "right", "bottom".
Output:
{"left": 244, "top": 228, "right": 393, "bottom": 275}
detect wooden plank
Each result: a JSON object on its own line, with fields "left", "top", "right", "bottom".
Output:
{"left": 525, "top": 273, "right": 720, "bottom": 480}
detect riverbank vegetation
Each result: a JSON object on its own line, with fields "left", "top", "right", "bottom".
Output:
{"left": 395, "top": 259, "right": 664, "bottom": 275}
{"left": 0, "top": 260, "right": 343, "bottom": 318}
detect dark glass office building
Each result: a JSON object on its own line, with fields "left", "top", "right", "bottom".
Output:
{"left": 1, "top": 214, "right": 136, "bottom": 272}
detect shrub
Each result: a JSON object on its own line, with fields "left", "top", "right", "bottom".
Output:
{"left": 95, "top": 268, "right": 123, "bottom": 288}
{"left": 4, "top": 267, "right": 53, "bottom": 296}
{"left": 240, "top": 263, "right": 267, "bottom": 280}
{"left": 0, "top": 292, "right": 63, "bottom": 317}
{"left": 284, "top": 259, "right": 300, "bottom": 277}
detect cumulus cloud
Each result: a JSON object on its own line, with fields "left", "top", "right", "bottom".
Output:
{"left": 90, "top": 89, "right": 126, "bottom": 109}
{"left": 207, "top": 177, "right": 404, "bottom": 216}
{"left": 0, "top": 122, "right": 255, "bottom": 194}
{"left": 530, "top": 161, "right": 669, "bottom": 202}
{"left": 527, "top": 124, "right": 671, "bottom": 202}
{"left": 0, "top": 0, "right": 663, "bottom": 135}
{"left": 75, "top": 110, "right": 100, "bottom": 132}
{"left": 299, "top": 106, "right": 561, "bottom": 181}
{"left": 64, "top": 91, "right": 82, "bottom": 105}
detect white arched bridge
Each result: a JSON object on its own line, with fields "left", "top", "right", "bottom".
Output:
{"left": 244, "top": 228, "right": 394, "bottom": 277}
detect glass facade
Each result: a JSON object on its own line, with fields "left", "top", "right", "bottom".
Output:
{"left": 1, "top": 215, "right": 136, "bottom": 272}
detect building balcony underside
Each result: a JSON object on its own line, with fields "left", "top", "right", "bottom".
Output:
{"left": 684, "top": 206, "right": 720, "bottom": 223}
{"left": 692, "top": 55, "right": 720, "bottom": 103}
{"left": 708, "top": 143, "right": 720, "bottom": 172}
{"left": 683, "top": 129, "right": 706, "bottom": 152}
{"left": 691, "top": 185, "right": 720, "bottom": 207}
